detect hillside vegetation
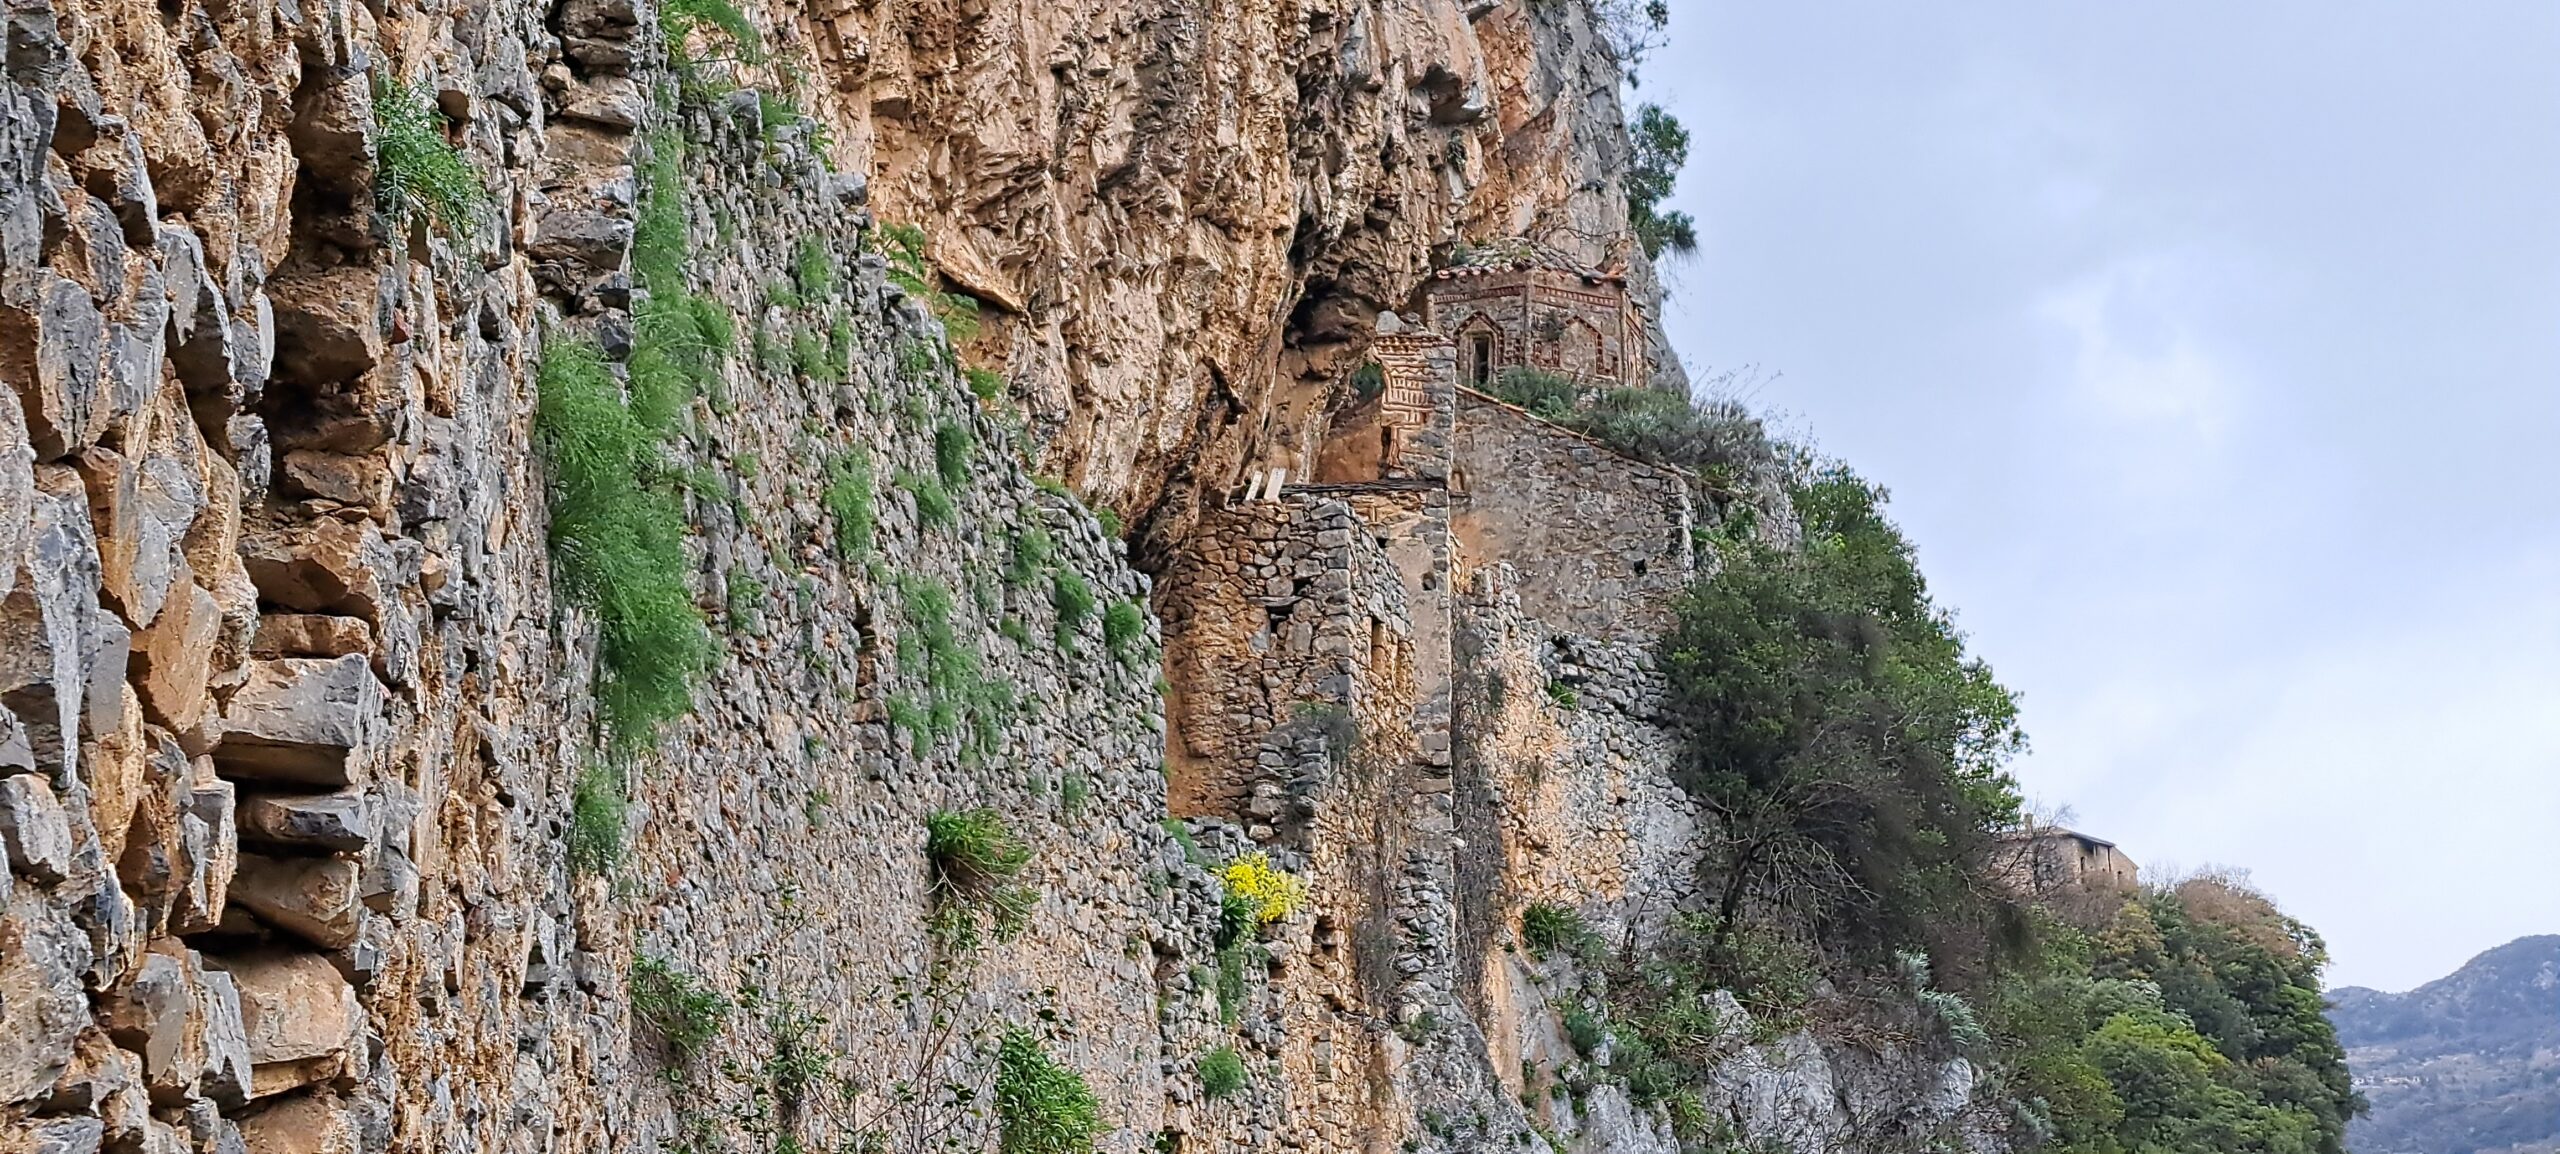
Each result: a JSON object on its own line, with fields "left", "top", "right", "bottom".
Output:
{"left": 1512, "top": 366, "right": 2364, "bottom": 1152}
{"left": 2331, "top": 935, "right": 2560, "bottom": 1154}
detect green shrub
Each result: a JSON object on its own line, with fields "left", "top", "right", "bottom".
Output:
{"left": 631, "top": 134, "right": 689, "bottom": 294}
{"left": 1094, "top": 506, "right": 1123, "bottom": 538}
{"left": 992, "top": 1029, "right": 1104, "bottom": 1154}
{"left": 1663, "top": 463, "right": 2024, "bottom": 965}
{"left": 1101, "top": 599, "right": 1147, "bottom": 660}
{"left": 1520, "top": 902, "right": 1591, "bottom": 960}
{"left": 887, "top": 695, "right": 933, "bottom": 756}
{"left": 568, "top": 764, "right": 626, "bottom": 874}
{"left": 1561, "top": 1006, "right": 1606, "bottom": 1057}
{"left": 663, "top": 0, "right": 764, "bottom": 64}
{"left": 897, "top": 470, "right": 956, "bottom": 527}
{"left": 535, "top": 338, "right": 710, "bottom": 747}
{"left": 1215, "top": 941, "right": 1248, "bottom": 1026}
{"left": 791, "top": 327, "right": 833, "bottom": 382}
{"left": 792, "top": 237, "right": 834, "bottom": 299}
{"left": 935, "top": 420, "right": 974, "bottom": 487}
{"left": 965, "top": 366, "right": 1006, "bottom": 401}
{"left": 924, "top": 808, "right": 1030, "bottom": 893}
{"left": 1627, "top": 103, "right": 1698, "bottom": 259}
{"left": 1484, "top": 369, "right": 1773, "bottom": 496}
{"left": 1215, "top": 892, "right": 1257, "bottom": 951}
{"left": 822, "top": 449, "right": 874, "bottom": 558}
{"left": 371, "top": 77, "right": 483, "bottom": 237}
{"left": 1005, "top": 527, "right": 1054, "bottom": 587}
{"left": 880, "top": 223, "right": 984, "bottom": 343}
{"left": 896, "top": 338, "right": 939, "bottom": 385}
{"left": 921, "top": 808, "right": 1039, "bottom": 949}
{"left": 1050, "top": 570, "right": 1096, "bottom": 648}
{"left": 1544, "top": 680, "right": 1578, "bottom": 709}
{"left": 762, "top": 1001, "right": 829, "bottom": 1110}
{"left": 1197, "top": 1046, "right": 1248, "bottom": 1099}
{"left": 724, "top": 565, "right": 764, "bottom": 631}
{"left": 632, "top": 954, "right": 728, "bottom": 1062}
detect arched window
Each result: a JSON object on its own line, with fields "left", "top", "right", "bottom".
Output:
{"left": 1468, "top": 332, "right": 1495, "bottom": 386}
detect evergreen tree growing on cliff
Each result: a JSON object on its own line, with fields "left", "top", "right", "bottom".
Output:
{"left": 1627, "top": 103, "right": 1700, "bottom": 259}
{"left": 1660, "top": 460, "right": 2027, "bottom": 972}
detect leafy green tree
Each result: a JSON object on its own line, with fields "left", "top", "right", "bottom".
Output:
{"left": 1628, "top": 103, "right": 1699, "bottom": 259}
{"left": 1660, "top": 461, "right": 2026, "bottom": 969}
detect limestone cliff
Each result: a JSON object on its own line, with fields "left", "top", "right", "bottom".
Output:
{"left": 0, "top": 2, "right": 1981, "bottom": 1154}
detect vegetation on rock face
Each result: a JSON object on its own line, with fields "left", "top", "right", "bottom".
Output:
{"left": 923, "top": 808, "right": 1038, "bottom": 951}
{"left": 568, "top": 764, "right": 627, "bottom": 874}
{"left": 633, "top": 954, "right": 730, "bottom": 1063}
{"left": 822, "top": 448, "right": 875, "bottom": 558}
{"left": 1100, "top": 599, "right": 1148, "bottom": 662}
{"left": 1520, "top": 901, "right": 1597, "bottom": 962}
{"left": 1626, "top": 103, "right": 1696, "bottom": 259}
{"left": 1559, "top": 422, "right": 2361, "bottom": 1151}
{"left": 1480, "top": 367, "right": 1777, "bottom": 517}
{"left": 1218, "top": 852, "right": 1306, "bottom": 926}
{"left": 880, "top": 222, "right": 984, "bottom": 344}
{"left": 535, "top": 337, "right": 711, "bottom": 747}
{"left": 372, "top": 76, "right": 484, "bottom": 237}
{"left": 537, "top": 130, "right": 738, "bottom": 749}
{"left": 1197, "top": 1046, "right": 1248, "bottom": 1099}
{"left": 992, "top": 1029, "right": 1104, "bottom": 1154}
{"left": 1662, "top": 460, "right": 2026, "bottom": 971}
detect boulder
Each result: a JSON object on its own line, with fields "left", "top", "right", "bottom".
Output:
{"left": 74, "top": 446, "right": 179, "bottom": 629}
{"left": 8, "top": 272, "right": 109, "bottom": 460}
{"left": 248, "top": 613, "right": 372, "bottom": 659}
{"left": 236, "top": 790, "right": 372, "bottom": 852}
{"left": 100, "top": 950, "right": 189, "bottom": 1094}
{"left": 130, "top": 580, "right": 220, "bottom": 731}
{"left": 0, "top": 887, "right": 93, "bottom": 1103}
{"left": 0, "top": 771, "right": 74, "bottom": 882}
{"left": 276, "top": 451, "right": 390, "bottom": 511}
{"left": 0, "top": 465, "right": 105, "bottom": 780}
{"left": 0, "top": 361, "right": 32, "bottom": 602}
{"left": 24, "top": 1117, "right": 105, "bottom": 1154}
{"left": 212, "top": 656, "right": 383, "bottom": 786}
{"left": 205, "top": 950, "right": 361, "bottom": 1100}
{"left": 170, "top": 769, "right": 236, "bottom": 934}
{"left": 227, "top": 852, "right": 362, "bottom": 949}
{"left": 238, "top": 516, "right": 395, "bottom": 623}
{"left": 236, "top": 1089, "right": 360, "bottom": 1154}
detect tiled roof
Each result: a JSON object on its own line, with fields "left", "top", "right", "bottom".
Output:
{"left": 1433, "top": 237, "right": 1622, "bottom": 284}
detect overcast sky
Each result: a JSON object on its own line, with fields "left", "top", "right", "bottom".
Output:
{"left": 1647, "top": 2, "right": 2560, "bottom": 993}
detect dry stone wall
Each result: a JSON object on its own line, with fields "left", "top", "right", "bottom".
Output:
{"left": 0, "top": 0, "right": 2002, "bottom": 1152}
{"left": 1449, "top": 391, "right": 1693, "bottom": 642}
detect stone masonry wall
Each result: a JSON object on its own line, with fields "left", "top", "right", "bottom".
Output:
{"left": 0, "top": 0, "right": 2002, "bottom": 1151}
{"left": 1448, "top": 391, "right": 1694, "bottom": 642}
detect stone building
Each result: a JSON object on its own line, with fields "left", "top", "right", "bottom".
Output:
{"left": 1422, "top": 237, "right": 1648, "bottom": 390}
{"left": 1997, "top": 825, "right": 2143, "bottom": 896}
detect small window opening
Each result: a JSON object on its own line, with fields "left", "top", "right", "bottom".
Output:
{"left": 1469, "top": 333, "right": 1494, "bottom": 386}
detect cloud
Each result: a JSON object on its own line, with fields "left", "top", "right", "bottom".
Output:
{"left": 2035, "top": 256, "right": 2244, "bottom": 444}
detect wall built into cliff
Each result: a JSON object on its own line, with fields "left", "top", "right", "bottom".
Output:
{"left": 0, "top": 2, "right": 1993, "bottom": 1153}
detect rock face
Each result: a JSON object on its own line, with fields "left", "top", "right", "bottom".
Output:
{"left": 816, "top": 0, "right": 1686, "bottom": 550}
{"left": 0, "top": 0, "right": 1981, "bottom": 1151}
{"left": 2332, "top": 935, "right": 2560, "bottom": 1154}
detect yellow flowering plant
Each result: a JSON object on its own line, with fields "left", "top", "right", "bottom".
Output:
{"left": 1219, "top": 852, "right": 1307, "bottom": 926}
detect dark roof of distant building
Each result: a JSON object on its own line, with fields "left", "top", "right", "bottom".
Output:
{"left": 2001, "top": 826, "right": 2119, "bottom": 850}
{"left": 1432, "top": 237, "right": 1623, "bottom": 285}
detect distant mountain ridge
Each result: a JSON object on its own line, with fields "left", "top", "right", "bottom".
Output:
{"left": 2331, "top": 935, "right": 2560, "bottom": 1154}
